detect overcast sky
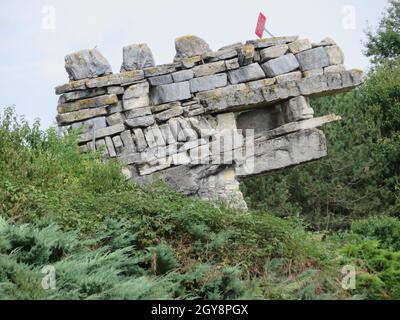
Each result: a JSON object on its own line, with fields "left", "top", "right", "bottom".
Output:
{"left": 0, "top": 0, "right": 389, "bottom": 129}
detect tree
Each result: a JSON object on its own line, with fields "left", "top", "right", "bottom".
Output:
{"left": 365, "top": 0, "right": 400, "bottom": 64}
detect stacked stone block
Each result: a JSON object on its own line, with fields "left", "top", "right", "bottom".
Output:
{"left": 55, "top": 35, "right": 363, "bottom": 211}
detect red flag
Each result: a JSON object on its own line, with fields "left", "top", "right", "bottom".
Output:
{"left": 255, "top": 12, "right": 267, "bottom": 39}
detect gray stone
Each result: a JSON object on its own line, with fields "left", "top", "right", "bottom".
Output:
{"left": 139, "top": 158, "right": 172, "bottom": 176}
{"left": 107, "top": 102, "right": 123, "bottom": 115}
{"left": 78, "top": 124, "right": 125, "bottom": 143}
{"left": 260, "top": 44, "right": 289, "bottom": 62}
{"left": 324, "top": 64, "right": 346, "bottom": 74}
{"left": 284, "top": 96, "right": 314, "bottom": 122}
{"left": 112, "top": 136, "right": 124, "bottom": 154}
{"left": 288, "top": 39, "right": 312, "bottom": 54}
{"left": 236, "top": 129, "right": 328, "bottom": 178}
{"left": 148, "top": 74, "right": 173, "bottom": 86}
{"left": 58, "top": 88, "right": 107, "bottom": 104}
{"left": 123, "top": 82, "right": 150, "bottom": 110}
{"left": 85, "top": 70, "right": 144, "bottom": 88}
{"left": 65, "top": 49, "right": 112, "bottom": 81}
{"left": 246, "top": 36, "right": 299, "bottom": 49}
{"left": 225, "top": 58, "right": 240, "bottom": 70}
{"left": 179, "top": 56, "right": 202, "bottom": 69}
{"left": 189, "top": 117, "right": 217, "bottom": 137}
{"left": 178, "top": 118, "right": 199, "bottom": 142}
{"left": 151, "top": 82, "right": 191, "bottom": 104}
{"left": 189, "top": 144, "right": 210, "bottom": 164}
{"left": 106, "top": 113, "right": 123, "bottom": 126}
{"left": 121, "top": 43, "right": 155, "bottom": 72}
{"left": 202, "top": 48, "right": 237, "bottom": 62}
{"left": 144, "top": 64, "right": 177, "bottom": 77}
{"left": 120, "top": 130, "right": 137, "bottom": 154}
{"left": 57, "top": 94, "right": 118, "bottom": 114}
{"left": 107, "top": 86, "right": 124, "bottom": 95}
{"left": 57, "top": 107, "right": 108, "bottom": 125}
{"left": 190, "top": 74, "right": 228, "bottom": 93}
{"left": 303, "top": 68, "right": 324, "bottom": 78}
{"left": 55, "top": 79, "right": 87, "bottom": 95}
{"left": 145, "top": 126, "right": 166, "bottom": 148}
{"left": 275, "top": 71, "right": 302, "bottom": 84}
{"left": 179, "top": 139, "right": 208, "bottom": 152}
{"left": 324, "top": 45, "right": 344, "bottom": 65}
{"left": 228, "top": 63, "right": 266, "bottom": 84}
{"left": 174, "top": 35, "right": 211, "bottom": 60}
{"left": 132, "top": 129, "right": 148, "bottom": 152}
{"left": 154, "top": 106, "right": 184, "bottom": 122}
{"left": 171, "top": 152, "right": 191, "bottom": 165}
{"left": 159, "top": 124, "right": 177, "bottom": 145}
{"left": 152, "top": 102, "right": 181, "bottom": 113}
{"left": 296, "top": 47, "right": 330, "bottom": 71}
{"left": 192, "top": 61, "right": 226, "bottom": 77}
{"left": 125, "top": 107, "right": 152, "bottom": 119}
{"left": 262, "top": 54, "right": 300, "bottom": 77}
{"left": 105, "top": 136, "right": 117, "bottom": 157}
{"left": 238, "top": 45, "right": 255, "bottom": 66}
{"left": 172, "top": 70, "right": 194, "bottom": 82}
{"left": 125, "top": 115, "right": 155, "bottom": 128}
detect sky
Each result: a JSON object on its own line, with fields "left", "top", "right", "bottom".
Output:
{"left": 0, "top": 0, "right": 389, "bottom": 129}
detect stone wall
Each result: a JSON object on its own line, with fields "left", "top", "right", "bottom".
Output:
{"left": 55, "top": 35, "right": 363, "bottom": 211}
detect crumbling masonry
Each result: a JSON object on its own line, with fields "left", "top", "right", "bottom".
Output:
{"left": 55, "top": 35, "right": 363, "bottom": 211}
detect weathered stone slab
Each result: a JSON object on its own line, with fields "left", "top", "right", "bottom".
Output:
{"left": 145, "top": 126, "right": 166, "bottom": 148}
{"left": 225, "top": 58, "right": 240, "bottom": 70}
{"left": 159, "top": 124, "right": 177, "bottom": 145}
{"left": 288, "top": 39, "right": 312, "bottom": 54}
{"left": 120, "top": 130, "right": 137, "bottom": 154}
{"left": 106, "top": 113, "right": 123, "bottom": 126}
{"left": 151, "top": 102, "right": 181, "bottom": 113}
{"left": 151, "top": 82, "right": 191, "bottom": 104}
{"left": 154, "top": 105, "right": 184, "bottom": 122}
{"left": 58, "top": 88, "right": 107, "bottom": 104}
{"left": 125, "top": 115, "right": 155, "bottom": 128}
{"left": 95, "top": 139, "right": 109, "bottom": 157}
{"left": 262, "top": 54, "right": 300, "bottom": 77}
{"left": 192, "top": 61, "right": 226, "bottom": 77}
{"left": 324, "top": 45, "right": 344, "bottom": 65}
{"left": 256, "top": 114, "right": 341, "bottom": 140}
{"left": 246, "top": 36, "right": 299, "bottom": 49}
{"left": 57, "top": 107, "right": 108, "bottom": 125}
{"left": 260, "top": 44, "right": 289, "bottom": 62}
{"left": 85, "top": 70, "right": 144, "bottom": 88}
{"left": 65, "top": 49, "right": 112, "bottom": 81}
{"left": 144, "top": 64, "right": 177, "bottom": 78}
{"left": 296, "top": 47, "right": 330, "bottom": 71}
{"left": 121, "top": 43, "right": 155, "bottom": 72}
{"left": 55, "top": 79, "right": 87, "bottom": 95}
{"left": 238, "top": 45, "right": 255, "bottom": 66}
{"left": 284, "top": 96, "right": 314, "bottom": 122}
{"left": 190, "top": 74, "right": 228, "bottom": 93}
{"left": 125, "top": 107, "right": 152, "bottom": 119}
{"left": 175, "top": 35, "right": 211, "bottom": 60}
{"left": 172, "top": 70, "right": 194, "bottom": 82}
{"left": 107, "top": 86, "right": 124, "bottom": 95}
{"left": 275, "top": 71, "right": 302, "bottom": 84}
{"left": 189, "top": 145, "right": 210, "bottom": 164}
{"left": 133, "top": 129, "right": 147, "bottom": 152}
{"left": 105, "top": 136, "right": 117, "bottom": 157}
{"left": 202, "top": 48, "right": 237, "bottom": 62}
{"left": 57, "top": 94, "right": 118, "bottom": 114}
{"left": 179, "top": 139, "right": 208, "bottom": 152}
{"left": 112, "top": 136, "right": 124, "bottom": 154}
{"left": 303, "top": 68, "right": 324, "bottom": 78}
{"left": 123, "top": 82, "right": 150, "bottom": 110}
{"left": 171, "top": 152, "right": 191, "bottom": 165}
{"left": 148, "top": 74, "right": 173, "bottom": 86}
{"left": 324, "top": 64, "right": 346, "bottom": 74}
{"left": 78, "top": 124, "right": 125, "bottom": 143}
{"left": 228, "top": 63, "right": 266, "bottom": 84}
{"left": 236, "top": 129, "right": 328, "bottom": 178}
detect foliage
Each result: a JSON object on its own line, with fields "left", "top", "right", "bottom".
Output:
{"left": 365, "top": 0, "right": 400, "bottom": 64}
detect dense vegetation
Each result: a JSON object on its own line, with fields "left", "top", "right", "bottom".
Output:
{"left": 1, "top": 1, "right": 400, "bottom": 300}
